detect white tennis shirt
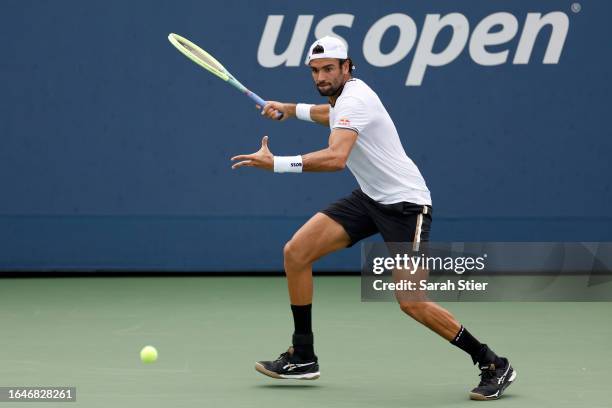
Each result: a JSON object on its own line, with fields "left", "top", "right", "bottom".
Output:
{"left": 329, "top": 78, "right": 432, "bottom": 205}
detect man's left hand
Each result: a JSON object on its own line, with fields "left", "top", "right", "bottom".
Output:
{"left": 231, "top": 136, "right": 274, "bottom": 170}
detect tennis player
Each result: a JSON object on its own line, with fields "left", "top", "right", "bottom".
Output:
{"left": 231, "top": 36, "right": 516, "bottom": 400}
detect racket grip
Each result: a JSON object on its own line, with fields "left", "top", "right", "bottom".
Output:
{"left": 247, "top": 91, "right": 284, "bottom": 120}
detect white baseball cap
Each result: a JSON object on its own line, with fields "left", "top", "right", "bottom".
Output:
{"left": 305, "top": 36, "right": 348, "bottom": 64}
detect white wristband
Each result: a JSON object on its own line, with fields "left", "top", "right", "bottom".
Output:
{"left": 274, "top": 155, "right": 303, "bottom": 173}
{"left": 295, "top": 103, "right": 314, "bottom": 122}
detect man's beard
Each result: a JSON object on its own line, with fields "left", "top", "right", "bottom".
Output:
{"left": 316, "top": 81, "right": 342, "bottom": 97}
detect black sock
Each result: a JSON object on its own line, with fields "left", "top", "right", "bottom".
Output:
{"left": 291, "top": 304, "right": 314, "bottom": 360}
{"left": 450, "top": 326, "right": 503, "bottom": 367}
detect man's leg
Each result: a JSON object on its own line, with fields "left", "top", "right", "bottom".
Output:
{"left": 372, "top": 202, "right": 516, "bottom": 399}
{"left": 396, "top": 296, "right": 497, "bottom": 365}
{"left": 397, "top": 297, "right": 461, "bottom": 340}
{"left": 256, "top": 190, "right": 378, "bottom": 380}
{"left": 392, "top": 256, "right": 506, "bottom": 372}
{"left": 283, "top": 212, "right": 351, "bottom": 305}
{"left": 397, "top": 296, "right": 515, "bottom": 399}
{"left": 391, "top": 266, "right": 463, "bottom": 342}
{"left": 254, "top": 212, "right": 353, "bottom": 380}
{"left": 282, "top": 213, "right": 351, "bottom": 360}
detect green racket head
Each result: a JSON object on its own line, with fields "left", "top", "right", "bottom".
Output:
{"left": 168, "top": 33, "right": 230, "bottom": 81}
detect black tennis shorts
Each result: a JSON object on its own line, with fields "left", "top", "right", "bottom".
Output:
{"left": 320, "top": 189, "right": 432, "bottom": 247}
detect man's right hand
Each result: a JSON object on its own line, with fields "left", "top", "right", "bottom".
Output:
{"left": 257, "top": 101, "right": 295, "bottom": 121}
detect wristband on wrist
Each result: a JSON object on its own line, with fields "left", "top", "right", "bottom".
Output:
{"left": 295, "top": 103, "right": 314, "bottom": 122}
{"left": 273, "top": 155, "right": 303, "bottom": 173}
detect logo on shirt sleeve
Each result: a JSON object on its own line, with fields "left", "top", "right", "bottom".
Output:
{"left": 338, "top": 117, "right": 351, "bottom": 127}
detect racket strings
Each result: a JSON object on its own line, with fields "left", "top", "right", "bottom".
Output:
{"left": 178, "top": 39, "right": 224, "bottom": 72}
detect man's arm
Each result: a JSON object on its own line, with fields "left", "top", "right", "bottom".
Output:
{"left": 302, "top": 128, "right": 355, "bottom": 171}
{"left": 309, "top": 104, "right": 330, "bottom": 126}
{"left": 259, "top": 102, "right": 330, "bottom": 127}
{"left": 230, "top": 128, "right": 357, "bottom": 172}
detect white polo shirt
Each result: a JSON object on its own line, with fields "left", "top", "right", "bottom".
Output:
{"left": 329, "top": 78, "right": 432, "bottom": 205}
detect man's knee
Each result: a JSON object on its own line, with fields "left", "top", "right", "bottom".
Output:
{"left": 283, "top": 239, "right": 311, "bottom": 269}
{"left": 398, "top": 301, "right": 428, "bottom": 317}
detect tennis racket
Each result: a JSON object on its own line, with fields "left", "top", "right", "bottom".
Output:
{"left": 168, "top": 33, "right": 282, "bottom": 119}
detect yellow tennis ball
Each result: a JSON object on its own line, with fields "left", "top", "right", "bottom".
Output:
{"left": 140, "top": 346, "right": 158, "bottom": 364}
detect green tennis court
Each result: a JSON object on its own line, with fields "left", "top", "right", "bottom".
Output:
{"left": 1, "top": 276, "right": 609, "bottom": 407}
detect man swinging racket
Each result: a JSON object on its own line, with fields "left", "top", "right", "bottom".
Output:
{"left": 230, "top": 36, "right": 516, "bottom": 400}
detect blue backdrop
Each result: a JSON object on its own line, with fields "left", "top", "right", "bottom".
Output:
{"left": 1, "top": 0, "right": 610, "bottom": 271}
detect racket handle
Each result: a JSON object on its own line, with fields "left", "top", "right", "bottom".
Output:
{"left": 247, "top": 91, "right": 284, "bottom": 120}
